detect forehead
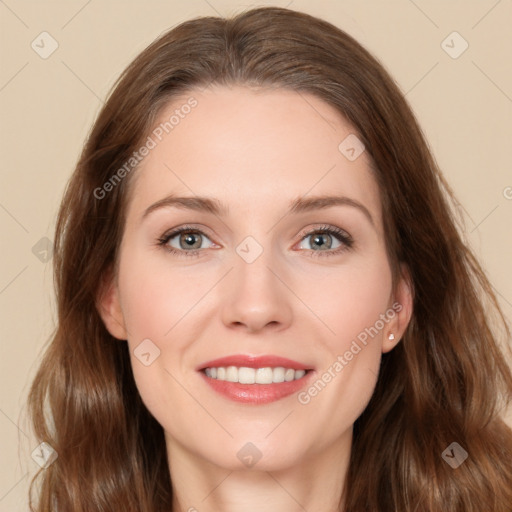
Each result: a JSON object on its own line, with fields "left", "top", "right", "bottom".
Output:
{"left": 126, "top": 85, "right": 381, "bottom": 228}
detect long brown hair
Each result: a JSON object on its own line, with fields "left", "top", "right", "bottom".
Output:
{"left": 27, "top": 7, "right": 512, "bottom": 511}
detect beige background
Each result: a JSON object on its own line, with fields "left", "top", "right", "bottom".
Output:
{"left": 1, "top": 0, "right": 511, "bottom": 509}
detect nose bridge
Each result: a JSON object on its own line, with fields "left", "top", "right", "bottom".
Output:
{"left": 220, "top": 234, "right": 293, "bottom": 331}
{"left": 232, "top": 235, "right": 280, "bottom": 298}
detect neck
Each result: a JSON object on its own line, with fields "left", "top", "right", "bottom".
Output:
{"left": 166, "top": 429, "right": 351, "bottom": 512}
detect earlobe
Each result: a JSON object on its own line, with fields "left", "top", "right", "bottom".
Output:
{"left": 382, "top": 264, "right": 414, "bottom": 353}
{"left": 382, "top": 331, "right": 401, "bottom": 353}
{"left": 96, "top": 268, "right": 128, "bottom": 340}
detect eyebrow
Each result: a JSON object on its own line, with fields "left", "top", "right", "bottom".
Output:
{"left": 141, "top": 194, "right": 374, "bottom": 227}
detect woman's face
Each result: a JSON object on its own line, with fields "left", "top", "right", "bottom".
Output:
{"left": 100, "top": 85, "right": 412, "bottom": 472}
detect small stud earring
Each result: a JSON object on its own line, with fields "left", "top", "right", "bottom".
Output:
{"left": 388, "top": 333, "right": 395, "bottom": 340}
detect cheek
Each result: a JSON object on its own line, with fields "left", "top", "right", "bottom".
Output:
{"left": 116, "top": 249, "right": 202, "bottom": 427}
{"left": 295, "top": 254, "right": 392, "bottom": 423}
{"left": 117, "top": 247, "right": 207, "bottom": 342}
{"left": 301, "top": 252, "right": 393, "bottom": 353}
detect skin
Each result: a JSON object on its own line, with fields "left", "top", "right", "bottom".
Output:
{"left": 99, "top": 85, "right": 413, "bottom": 512}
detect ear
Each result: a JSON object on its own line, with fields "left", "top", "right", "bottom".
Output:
{"left": 382, "top": 263, "right": 414, "bottom": 353}
{"left": 96, "top": 267, "right": 128, "bottom": 340}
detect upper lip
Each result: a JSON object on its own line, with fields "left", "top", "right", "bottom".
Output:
{"left": 197, "top": 354, "right": 313, "bottom": 371}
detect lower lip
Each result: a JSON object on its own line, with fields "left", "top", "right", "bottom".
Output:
{"left": 199, "top": 370, "right": 315, "bottom": 404}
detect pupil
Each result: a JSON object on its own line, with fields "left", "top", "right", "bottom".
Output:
{"left": 181, "top": 233, "right": 201, "bottom": 249}
{"left": 313, "top": 233, "right": 331, "bottom": 249}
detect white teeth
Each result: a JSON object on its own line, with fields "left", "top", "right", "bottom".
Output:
{"left": 273, "top": 367, "right": 285, "bottom": 383}
{"left": 225, "top": 366, "right": 238, "bottom": 382}
{"left": 255, "top": 367, "right": 273, "bottom": 384}
{"left": 284, "top": 368, "right": 295, "bottom": 382}
{"left": 294, "top": 369, "right": 306, "bottom": 379}
{"left": 238, "top": 367, "right": 255, "bottom": 384}
{"left": 204, "top": 366, "right": 309, "bottom": 384}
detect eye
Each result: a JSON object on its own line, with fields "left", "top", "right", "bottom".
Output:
{"left": 296, "top": 225, "right": 354, "bottom": 257}
{"left": 157, "top": 224, "right": 354, "bottom": 258}
{"left": 157, "top": 226, "right": 216, "bottom": 256}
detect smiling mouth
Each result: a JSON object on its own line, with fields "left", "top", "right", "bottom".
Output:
{"left": 197, "top": 354, "right": 315, "bottom": 403}
{"left": 202, "top": 366, "right": 310, "bottom": 384}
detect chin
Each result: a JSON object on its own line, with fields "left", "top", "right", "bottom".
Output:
{"left": 198, "top": 436, "right": 309, "bottom": 472}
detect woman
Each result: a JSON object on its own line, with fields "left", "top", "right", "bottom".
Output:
{"left": 27, "top": 6, "right": 512, "bottom": 511}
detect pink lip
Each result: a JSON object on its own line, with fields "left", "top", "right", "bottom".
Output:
{"left": 197, "top": 354, "right": 312, "bottom": 371}
{"left": 197, "top": 354, "right": 315, "bottom": 404}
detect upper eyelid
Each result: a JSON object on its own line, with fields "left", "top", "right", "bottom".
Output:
{"left": 297, "top": 224, "right": 351, "bottom": 239}
{"left": 160, "top": 225, "right": 215, "bottom": 241}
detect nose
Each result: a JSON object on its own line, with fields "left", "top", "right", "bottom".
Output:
{"left": 220, "top": 247, "right": 293, "bottom": 333}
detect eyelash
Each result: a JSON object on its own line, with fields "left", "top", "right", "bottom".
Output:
{"left": 156, "top": 224, "right": 354, "bottom": 258}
